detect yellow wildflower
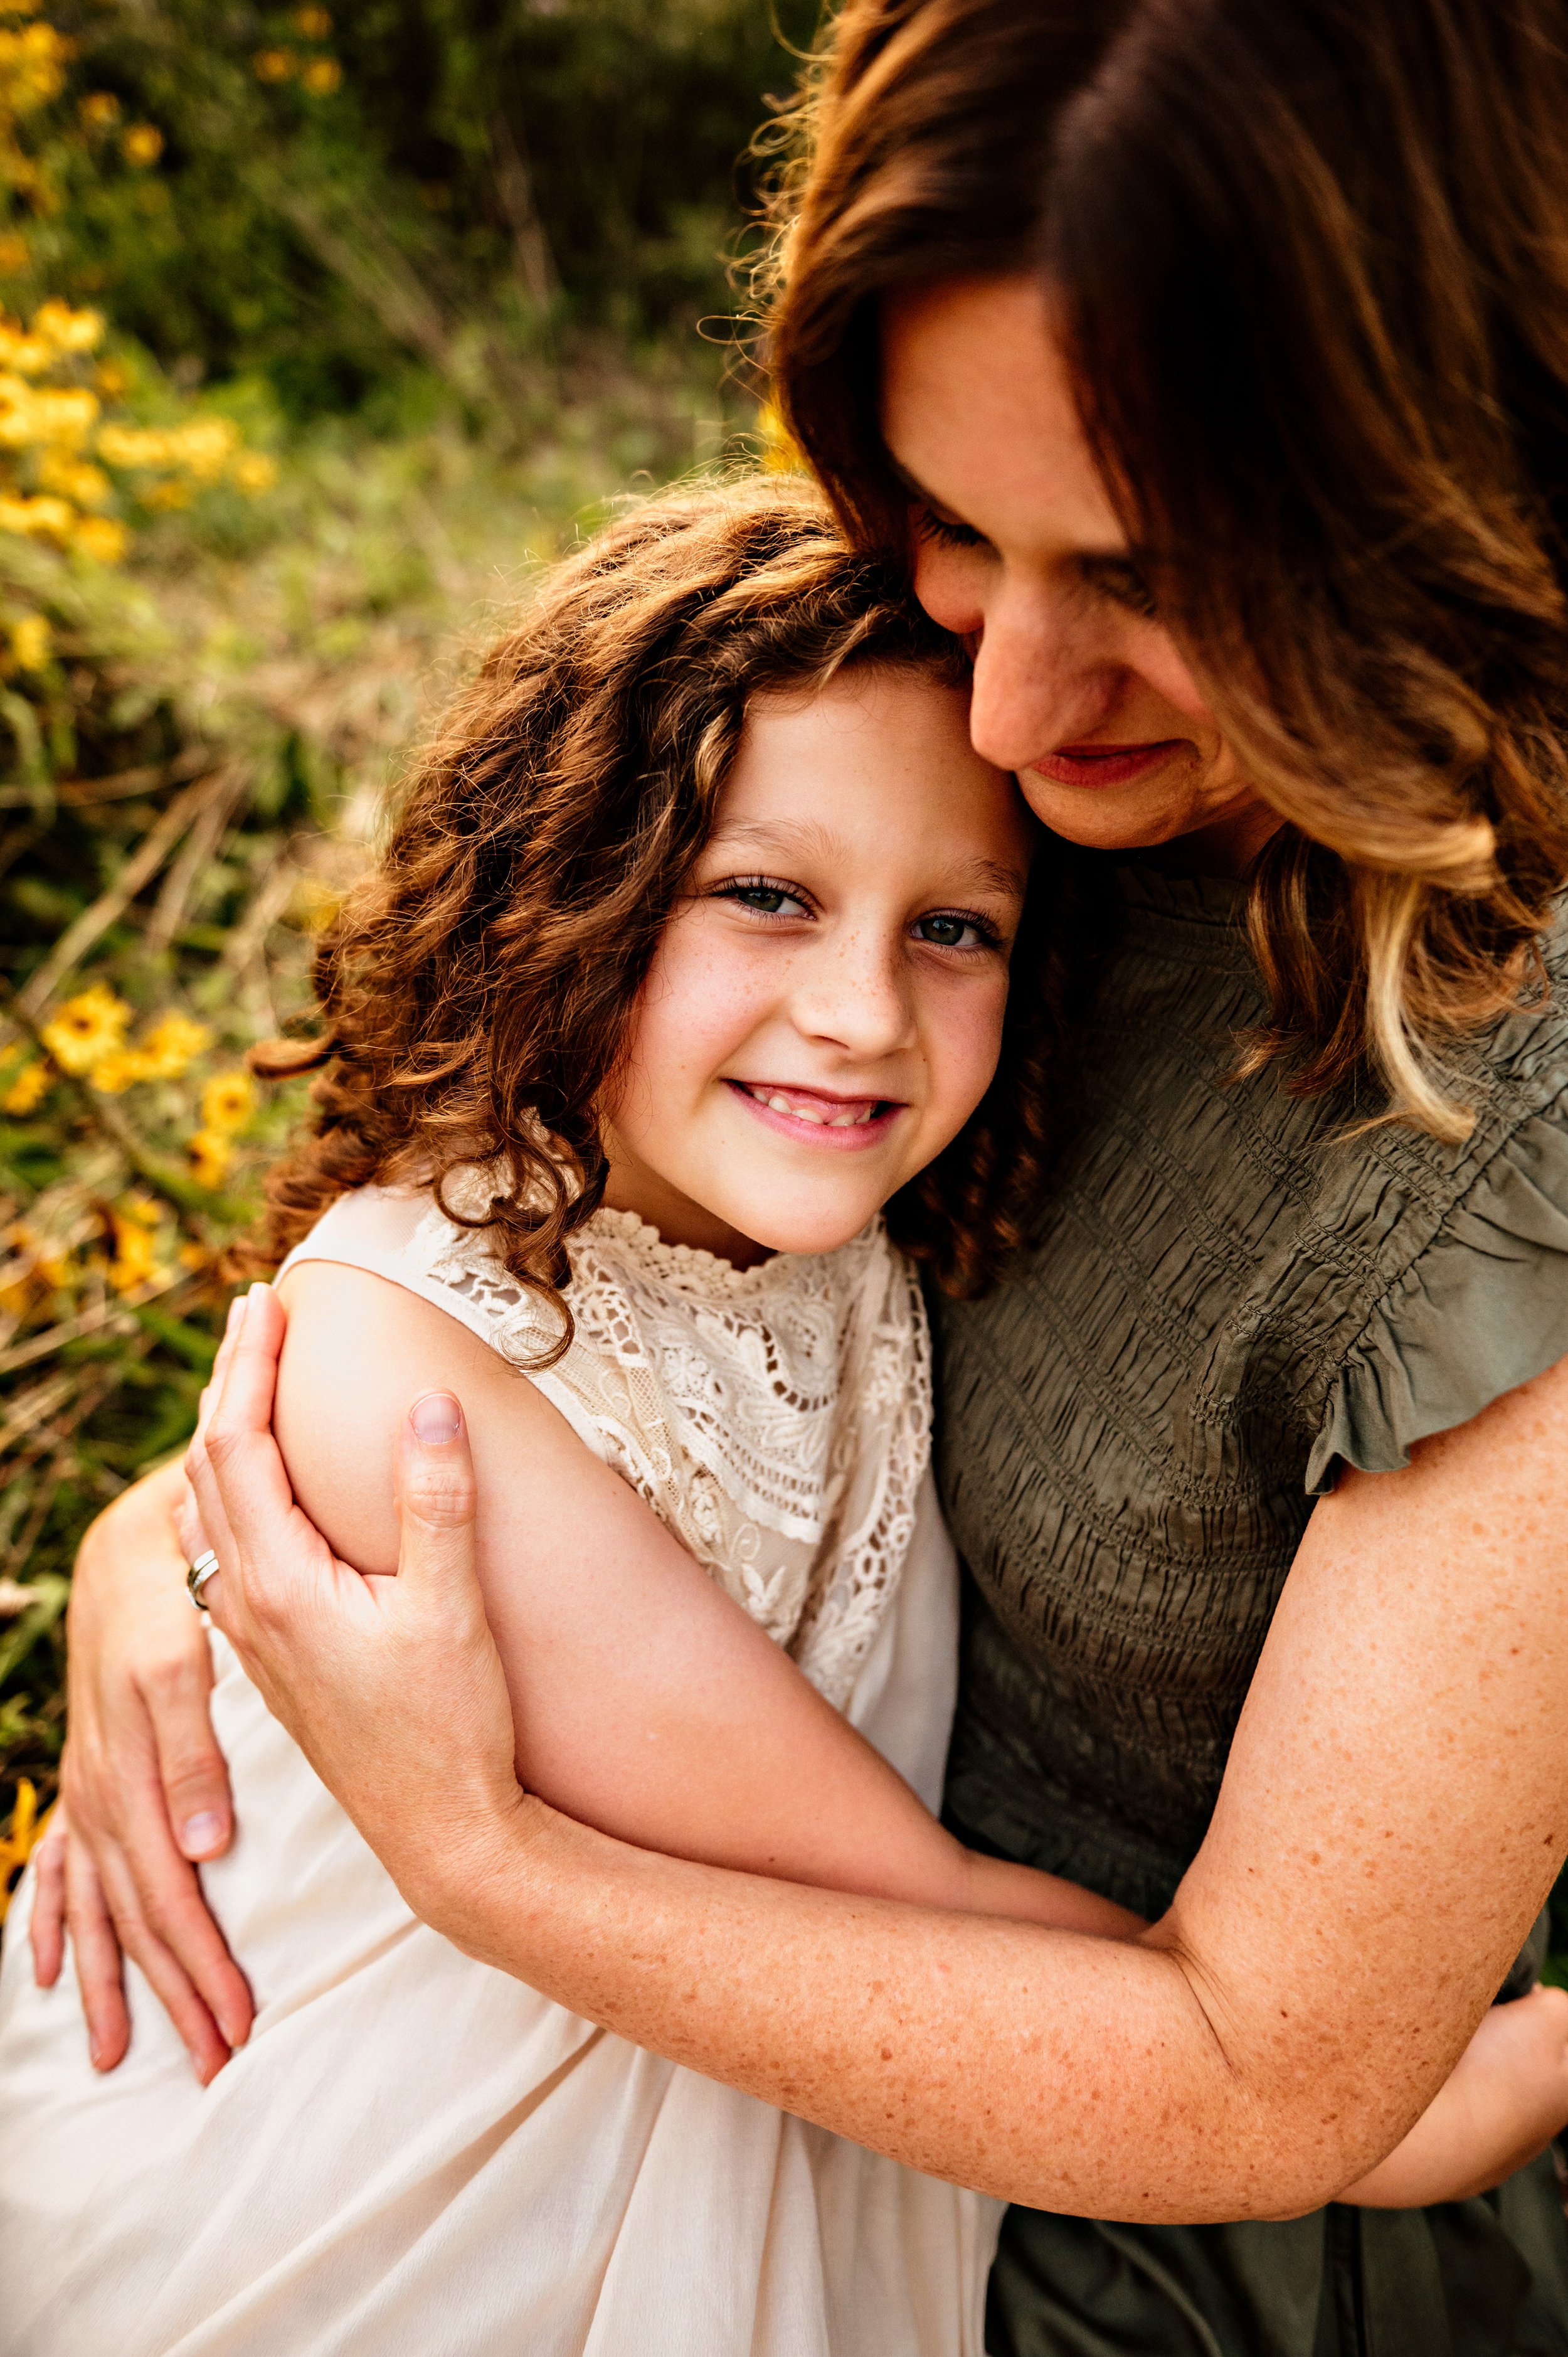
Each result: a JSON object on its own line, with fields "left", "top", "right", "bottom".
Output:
{"left": 90, "top": 1045, "right": 156, "bottom": 1095}
{"left": 1, "top": 1058, "right": 46, "bottom": 1114}
{"left": 8, "top": 611, "right": 47, "bottom": 669}
{"left": 253, "top": 48, "right": 294, "bottom": 82}
{"left": 40, "top": 981, "right": 131, "bottom": 1075}
{"left": 93, "top": 358, "right": 129, "bottom": 400}
{"left": 38, "top": 452, "right": 110, "bottom": 508}
{"left": 73, "top": 514, "right": 125, "bottom": 563}
{"left": 201, "top": 1069, "right": 255, "bottom": 1134}
{"left": 97, "top": 422, "right": 169, "bottom": 469}
{"left": 230, "top": 449, "right": 277, "bottom": 496}
{"left": 108, "top": 1216, "right": 164, "bottom": 1296}
{"left": 0, "top": 234, "right": 28, "bottom": 276}
{"left": 188, "top": 1127, "right": 232, "bottom": 1189}
{"left": 301, "top": 56, "right": 342, "bottom": 96}
{"left": 0, "top": 328, "right": 52, "bottom": 377}
{"left": 168, "top": 416, "right": 238, "bottom": 480}
{"left": 0, "top": 493, "right": 72, "bottom": 540}
{"left": 30, "top": 386, "right": 98, "bottom": 445}
{"left": 80, "top": 90, "right": 120, "bottom": 130}
{"left": 144, "top": 476, "right": 190, "bottom": 509}
{"left": 120, "top": 124, "right": 164, "bottom": 169}
{"left": 137, "top": 1009, "right": 210, "bottom": 1079}
{"left": 178, "top": 1239, "right": 211, "bottom": 1274}
{"left": 33, "top": 299, "right": 103, "bottom": 354}
{"left": 0, "top": 23, "right": 68, "bottom": 115}
{"left": 293, "top": 6, "right": 333, "bottom": 35}
{"left": 0, "top": 1782, "right": 48, "bottom": 1927}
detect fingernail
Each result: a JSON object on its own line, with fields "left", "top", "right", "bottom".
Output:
{"left": 180, "top": 1811, "right": 226, "bottom": 1856}
{"left": 89, "top": 2036, "right": 103, "bottom": 2070}
{"left": 410, "top": 1391, "right": 462, "bottom": 1445}
{"left": 225, "top": 1295, "right": 245, "bottom": 1335}
{"left": 218, "top": 2009, "right": 249, "bottom": 2050}
{"left": 247, "top": 1280, "right": 270, "bottom": 1303}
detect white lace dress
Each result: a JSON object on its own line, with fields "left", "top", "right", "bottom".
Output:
{"left": 0, "top": 1182, "right": 1003, "bottom": 2357}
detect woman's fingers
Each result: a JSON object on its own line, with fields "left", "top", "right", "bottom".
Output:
{"left": 188, "top": 1285, "right": 294, "bottom": 1604}
{"left": 396, "top": 1392, "right": 480, "bottom": 1595}
{"left": 87, "top": 1836, "right": 234, "bottom": 2086}
{"left": 28, "top": 1807, "right": 68, "bottom": 1987}
{"left": 146, "top": 1639, "right": 234, "bottom": 1863}
{"left": 63, "top": 1828, "right": 130, "bottom": 2073}
{"left": 63, "top": 1721, "right": 253, "bottom": 2054}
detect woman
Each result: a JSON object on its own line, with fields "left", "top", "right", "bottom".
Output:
{"left": 31, "top": 0, "right": 1568, "bottom": 2349}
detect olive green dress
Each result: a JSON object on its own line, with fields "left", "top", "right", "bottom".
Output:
{"left": 933, "top": 864, "right": 1568, "bottom": 2357}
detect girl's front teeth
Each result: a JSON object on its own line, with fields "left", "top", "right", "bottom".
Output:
{"left": 754, "top": 1088, "right": 876, "bottom": 1127}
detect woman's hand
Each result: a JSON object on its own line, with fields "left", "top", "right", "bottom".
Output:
{"left": 188, "top": 1287, "right": 529, "bottom": 1907}
{"left": 34, "top": 1407, "right": 253, "bottom": 2083}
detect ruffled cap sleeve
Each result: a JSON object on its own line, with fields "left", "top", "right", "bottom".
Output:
{"left": 1308, "top": 1087, "right": 1568, "bottom": 1492}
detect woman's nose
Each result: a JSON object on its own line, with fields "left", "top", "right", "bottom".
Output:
{"left": 964, "top": 588, "right": 1121, "bottom": 775}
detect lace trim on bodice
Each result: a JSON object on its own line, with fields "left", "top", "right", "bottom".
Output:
{"left": 406, "top": 1174, "right": 931, "bottom": 1708}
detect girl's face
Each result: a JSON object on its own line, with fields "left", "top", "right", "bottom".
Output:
{"left": 601, "top": 666, "right": 1031, "bottom": 1269}
{"left": 879, "top": 272, "right": 1279, "bottom": 878}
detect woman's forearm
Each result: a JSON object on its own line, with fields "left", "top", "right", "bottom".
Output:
{"left": 401, "top": 1796, "right": 1358, "bottom": 2223}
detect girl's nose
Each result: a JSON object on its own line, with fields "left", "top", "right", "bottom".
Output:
{"left": 792, "top": 932, "right": 914, "bottom": 1060}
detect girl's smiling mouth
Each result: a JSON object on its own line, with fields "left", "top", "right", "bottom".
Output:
{"left": 726, "top": 1078, "right": 904, "bottom": 1148}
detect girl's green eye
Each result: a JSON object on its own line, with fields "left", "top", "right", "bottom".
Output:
{"left": 914, "top": 912, "right": 992, "bottom": 950}
{"left": 722, "top": 879, "right": 810, "bottom": 918}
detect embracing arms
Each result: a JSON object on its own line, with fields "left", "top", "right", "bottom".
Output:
{"left": 187, "top": 1285, "right": 1568, "bottom": 2223}
{"left": 37, "top": 1260, "right": 1132, "bottom": 2079}
{"left": 263, "top": 1259, "right": 1135, "bottom": 1936}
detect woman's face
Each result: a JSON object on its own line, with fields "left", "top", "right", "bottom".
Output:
{"left": 601, "top": 667, "right": 1031, "bottom": 1269}
{"left": 881, "top": 272, "right": 1277, "bottom": 873}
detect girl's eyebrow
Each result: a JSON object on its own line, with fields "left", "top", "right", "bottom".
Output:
{"left": 709, "top": 819, "right": 1027, "bottom": 903}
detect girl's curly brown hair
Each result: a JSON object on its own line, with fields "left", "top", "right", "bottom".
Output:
{"left": 250, "top": 474, "right": 1071, "bottom": 1351}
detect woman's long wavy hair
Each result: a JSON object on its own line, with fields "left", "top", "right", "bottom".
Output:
{"left": 766, "top": 0, "right": 1568, "bottom": 1137}
{"left": 250, "top": 476, "right": 1069, "bottom": 1342}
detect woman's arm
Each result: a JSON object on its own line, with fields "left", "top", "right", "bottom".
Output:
{"left": 269, "top": 1258, "right": 1136, "bottom": 1937}
{"left": 197, "top": 1284, "right": 1568, "bottom": 2223}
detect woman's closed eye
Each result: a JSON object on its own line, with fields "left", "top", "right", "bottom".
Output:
{"left": 911, "top": 503, "right": 988, "bottom": 553}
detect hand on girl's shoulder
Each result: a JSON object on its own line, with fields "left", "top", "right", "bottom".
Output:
{"left": 273, "top": 1259, "right": 590, "bottom": 1579}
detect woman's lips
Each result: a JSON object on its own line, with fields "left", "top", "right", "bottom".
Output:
{"left": 726, "top": 1078, "right": 903, "bottom": 1151}
{"left": 1027, "top": 739, "right": 1185, "bottom": 789}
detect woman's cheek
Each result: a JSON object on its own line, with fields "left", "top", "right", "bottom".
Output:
{"left": 910, "top": 538, "right": 989, "bottom": 639}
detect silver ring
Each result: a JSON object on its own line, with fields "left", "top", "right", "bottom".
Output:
{"left": 187, "top": 1550, "right": 221, "bottom": 1611}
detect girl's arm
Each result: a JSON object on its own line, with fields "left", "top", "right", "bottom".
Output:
{"left": 196, "top": 1283, "right": 1568, "bottom": 2223}
{"left": 268, "top": 1258, "right": 1137, "bottom": 1939}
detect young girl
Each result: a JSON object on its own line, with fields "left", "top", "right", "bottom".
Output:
{"left": 0, "top": 477, "right": 1556, "bottom": 2357}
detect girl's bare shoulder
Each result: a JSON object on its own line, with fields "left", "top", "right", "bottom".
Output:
{"left": 272, "top": 1258, "right": 595, "bottom": 1577}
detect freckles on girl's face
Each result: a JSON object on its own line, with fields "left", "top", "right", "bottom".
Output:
{"left": 598, "top": 666, "right": 1035, "bottom": 1269}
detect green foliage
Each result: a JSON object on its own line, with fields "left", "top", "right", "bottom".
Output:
{"left": 18, "top": 0, "right": 815, "bottom": 423}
